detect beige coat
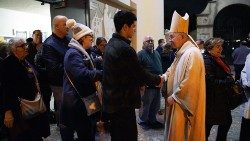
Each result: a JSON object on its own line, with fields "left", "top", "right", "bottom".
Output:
{"left": 164, "top": 41, "right": 206, "bottom": 141}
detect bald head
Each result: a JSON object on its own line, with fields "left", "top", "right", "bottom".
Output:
{"left": 52, "top": 15, "right": 69, "bottom": 38}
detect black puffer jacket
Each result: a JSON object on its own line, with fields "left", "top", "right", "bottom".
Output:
{"left": 103, "top": 33, "right": 161, "bottom": 113}
{"left": 203, "top": 51, "right": 233, "bottom": 124}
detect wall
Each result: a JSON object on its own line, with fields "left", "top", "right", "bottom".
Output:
{"left": 0, "top": 0, "right": 51, "bottom": 40}
{"left": 197, "top": 0, "right": 250, "bottom": 41}
{"left": 132, "top": 0, "right": 164, "bottom": 51}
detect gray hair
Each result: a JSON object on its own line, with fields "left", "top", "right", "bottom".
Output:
{"left": 204, "top": 37, "right": 224, "bottom": 51}
{"left": 8, "top": 37, "right": 26, "bottom": 51}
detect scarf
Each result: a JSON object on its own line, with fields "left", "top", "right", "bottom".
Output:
{"left": 212, "top": 56, "right": 231, "bottom": 74}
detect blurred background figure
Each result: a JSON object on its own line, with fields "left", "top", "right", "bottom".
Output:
{"left": 31, "top": 30, "right": 53, "bottom": 123}
{"left": 196, "top": 39, "right": 205, "bottom": 53}
{"left": 2, "top": 37, "right": 50, "bottom": 141}
{"left": 156, "top": 38, "right": 165, "bottom": 55}
{"left": 91, "top": 37, "right": 107, "bottom": 70}
{"left": 0, "top": 42, "right": 9, "bottom": 140}
{"left": 26, "top": 30, "right": 43, "bottom": 65}
{"left": 203, "top": 37, "right": 234, "bottom": 141}
{"left": 232, "top": 40, "right": 250, "bottom": 80}
{"left": 160, "top": 42, "right": 175, "bottom": 73}
{"left": 239, "top": 53, "right": 250, "bottom": 141}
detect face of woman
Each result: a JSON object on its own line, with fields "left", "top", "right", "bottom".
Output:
{"left": 209, "top": 43, "right": 223, "bottom": 58}
{"left": 82, "top": 34, "right": 93, "bottom": 49}
{"left": 13, "top": 43, "right": 28, "bottom": 60}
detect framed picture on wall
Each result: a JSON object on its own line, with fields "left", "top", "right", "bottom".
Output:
{"left": 16, "top": 31, "right": 27, "bottom": 39}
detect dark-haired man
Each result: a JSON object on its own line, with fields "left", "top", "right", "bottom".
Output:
{"left": 103, "top": 10, "right": 163, "bottom": 141}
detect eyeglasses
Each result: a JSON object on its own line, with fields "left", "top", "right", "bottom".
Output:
{"left": 16, "top": 43, "right": 28, "bottom": 49}
{"left": 145, "top": 39, "right": 154, "bottom": 43}
{"left": 169, "top": 33, "right": 181, "bottom": 40}
{"left": 85, "top": 34, "right": 94, "bottom": 38}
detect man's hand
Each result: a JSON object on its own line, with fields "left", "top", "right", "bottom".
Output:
{"left": 4, "top": 110, "right": 14, "bottom": 128}
{"left": 167, "top": 96, "right": 175, "bottom": 106}
{"left": 157, "top": 75, "right": 165, "bottom": 87}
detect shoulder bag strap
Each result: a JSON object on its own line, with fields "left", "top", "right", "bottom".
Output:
{"left": 64, "top": 68, "right": 82, "bottom": 99}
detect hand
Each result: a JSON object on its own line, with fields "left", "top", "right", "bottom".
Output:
{"left": 4, "top": 110, "right": 14, "bottom": 128}
{"left": 167, "top": 96, "right": 174, "bottom": 106}
{"left": 157, "top": 75, "right": 164, "bottom": 87}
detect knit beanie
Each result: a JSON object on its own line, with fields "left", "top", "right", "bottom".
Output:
{"left": 66, "top": 19, "right": 93, "bottom": 41}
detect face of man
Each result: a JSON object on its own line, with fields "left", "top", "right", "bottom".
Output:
{"left": 32, "top": 31, "right": 42, "bottom": 45}
{"left": 124, "top": 22, "right": 136, "bottom": 39}
{"left": 143, "top": 36, "right": 154, "bottom": 52}
{"left": 97, "top": 40, "right": 107, "bottom": 53}
{"left": 168, "top": 32, "right": 184, "bottom": 49}
{"left": 56, "top": 18, "right": 69, "bottom": 37}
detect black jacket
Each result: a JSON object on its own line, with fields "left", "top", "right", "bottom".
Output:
{"left": 203, "top": 51, "right": 233, "bottom": 124}
{"left": 42, "top": 33, "right": 70, "bottom": 86}
{"left": 103, "top": 33, "right": 161, "bottom": 113}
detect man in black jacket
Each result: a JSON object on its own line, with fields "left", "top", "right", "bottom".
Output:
{"left": 103, "top": 10, "right": 163, "bottom": 141}
{"left": 42, "top": 15, "right": 70, "bottom": 125}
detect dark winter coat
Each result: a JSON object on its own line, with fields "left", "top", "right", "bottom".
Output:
{"left": 42, "top": 33, "right": 70, "bottom": 86}
{"left": 1, "top": 55, "right": 50, "bottom": 139}
{"left": 61, "top": 39, "right": 102, "bottom": 126}
{"left": 102, "top": 33, "right": 161, "bottom": 113}
{"left": 203, "top": 51, "right": 233, "bottom": 124}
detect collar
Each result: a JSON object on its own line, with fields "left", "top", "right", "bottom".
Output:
{"left": 112, "top": 33, "right": 131, "bottom": 45}
{"left": 175, "top": 41, "right": 194, "bottom": 58}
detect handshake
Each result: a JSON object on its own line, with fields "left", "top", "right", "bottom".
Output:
{"left": 157, "top": 74, "right": 167, "bottom": 88}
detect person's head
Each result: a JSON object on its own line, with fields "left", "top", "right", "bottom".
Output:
{"left": 32, "top": 30, "right": 42, "bottom": 45}
{"left": 162, "top": 42, "right": 172, "bottom": 53}
{"left": 143, "top": 36, "right": 154, "bottom": 52}
{"left": 168, "top": 11, "right": 190, "bottom": 49}
{"left": 66, "top": 19, "right": 94, "bottom": 49}
{"left": 8, "top": 37, "right": 28, "bottom": 60}
{"left": 196, "top": 39, "right": 204, "bottom": 49}
{"left": 158, "top": 39, "right": 165, "bottom": 47}
{"left": 96, "top": 37, "right": 107, "bottom": 53}
{"left": 168, "top": 32, "right": 189, "bottom": 49}
{"left": 240, "top": 40, "right": 247, "bottom": 46}
{"left": 204, "top": 37, "right": 224, "bottom": 58}
{"left": 52, "top": 15, "right": 69, "bottom": 38}
{"left": 114, "top": 10, "right": 137, "bottom": 39}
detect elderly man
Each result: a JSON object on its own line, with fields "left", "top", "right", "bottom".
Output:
{"left": 163, "top": 11, "right": 206, "bottom": 141}
{"left": 137, "top": 36, "right": 163, "bottom": 130}
{"left": 42, "top": 15, "right": 70, "bottom": 126}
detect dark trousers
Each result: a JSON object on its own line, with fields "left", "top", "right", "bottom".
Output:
{"left": 206, "top": 116, "right": 232, "bottom": 141}
{"left": 240, "top": 117, "right": 250, "bottom": 141}
{"left": 109, "top": 108, "right": 137, "bottom": 141}
{"left": 234, "top": 64, "right": 245, "bottom": 80}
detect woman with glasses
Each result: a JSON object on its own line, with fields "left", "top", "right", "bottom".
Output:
{"left": 60, "top": 19, "right": 102, "bottom": 141}
{"left": 2, "top": 38, "right": 50, "bottom": 141}
{"left": 203, "top": 37, "right": 234, "bottom": 141}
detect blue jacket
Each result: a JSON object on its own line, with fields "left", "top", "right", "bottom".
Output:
{"left": 42, "top": 33, "right": 70, "bottom": 86}
{"left": 61, "top": 39, "right": 102, "bottom": 126}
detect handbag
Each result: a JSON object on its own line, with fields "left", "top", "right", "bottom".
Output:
{"left": 19, "top": 93, "right": 46, "bottom": 119}
{"left": 65, "top": 69, "right": 101, "bottom": 116}
{"left": 19, "top": 63, "right": 46, "bottom": 119}
{"left": 228, "top": 80, "right": 247, "bottom": 110}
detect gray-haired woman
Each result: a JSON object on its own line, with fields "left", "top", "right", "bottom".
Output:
{"left": 2, "top": 37, "right": 50, "bottom": 141}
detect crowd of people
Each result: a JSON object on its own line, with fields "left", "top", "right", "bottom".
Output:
{"left": 0, "top": 10, "right": 250, "bottom": 141}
